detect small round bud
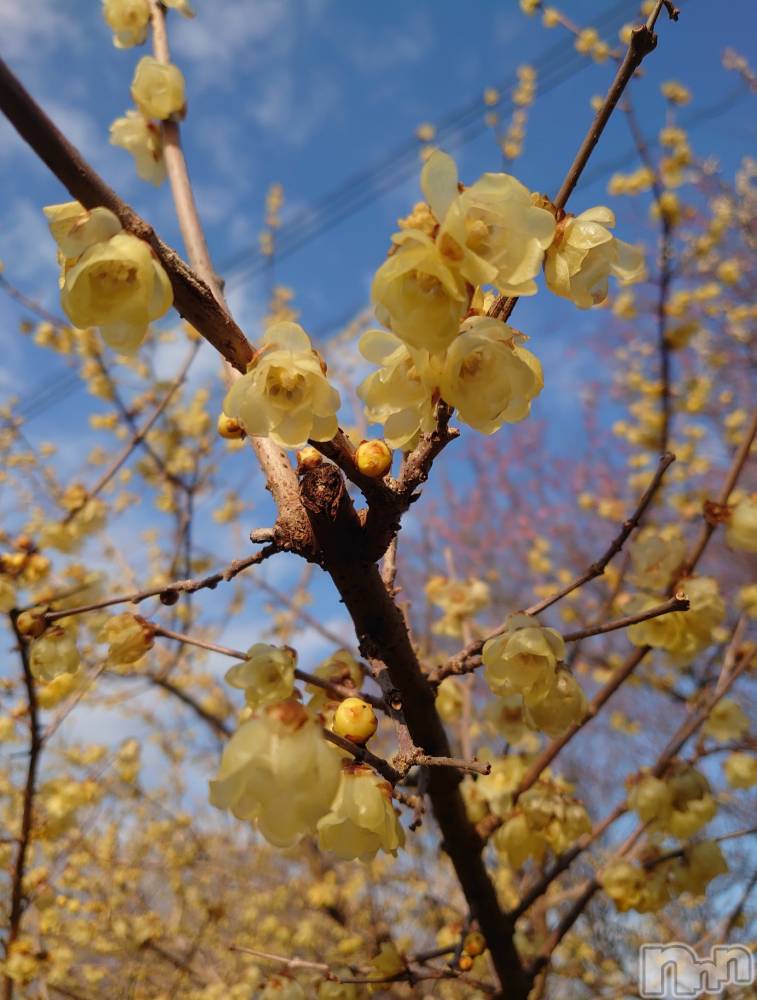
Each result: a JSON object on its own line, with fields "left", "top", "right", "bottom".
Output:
{"left": 332, "top": 697, "right": 378, "bottom": 744}
{"left": 217, "top": 413, "right": 245, "bottom": 439}
{"left": 16, "top": 609, "right": 48, "bottom": 639}
{"left": 296, "top": 446, "right": 323, "bottom": 474}
{"left": 355, "top": 439, "right": 392, "bottom": 479}
{"left": 463, "top": 931, "right": 486, "bottom": 957}
{"left": 457, "top": 954, "right": 474, "bottom": 972}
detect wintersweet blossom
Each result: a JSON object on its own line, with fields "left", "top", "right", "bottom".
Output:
{"left": 43, "top": 201, "right": 123, "bottom": 259}
{"left": 726, "top": 495, "right": 757, "bottom": 553}
{"left": 425, "top": 574, "right": 490, "bottom": 637}
{"left": 131, "top": 57, "right": 186, "bottom": 121}
{"left": 209, "top": 701, "right": 342, "bottom": 847}
{"left": 317, "top": 764, "right": 405, "bottom": 861}
{"left": 356, "top": 329, "right": 436, "bottom": 451}
{"left": 371, "top": 230, "right": 468, "bottom": 352}
{"left": 59, "top": 231, "right": 173, "bottom": 353}
{"left": 30, "top": 627, "right": 80, "bottom": 683}
{"left": 523, "top": 667, "right": 588, "bottom": 737}
{"left": 102, "top": 0, "right": 150, "bottom": 49}
{"left": 482, "top": 613, "right": 564, "bottom": 702}
{"left": 439, "top": 316, "right": 543, "bottom": 433}
{"left": 224, "top": 643, "right": 296, "bottom": 709}
{"left": 110, "top": 111, "right": 165, "bottom": 185}
{"left": 544, "top": 207, "right": 645, "bottom": 308}
{"left": 422, "top": 151, "right": 556, "bottom": 296}
{"left": 222, "top": 322, "right": 340, "bottom": 448}
{"left": 100, "top": 613, "right": 155, "bottom": 666}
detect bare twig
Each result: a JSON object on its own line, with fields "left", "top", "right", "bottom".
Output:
{"left": 44, "top": 545, "right": 278, "bottom": 622}
{"left": 562, "top": 594, "right": 689, "bottom": 642}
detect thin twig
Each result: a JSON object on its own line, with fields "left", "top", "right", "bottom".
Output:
{"left": 562, "top": 594, "right": 689, "bottom": 642}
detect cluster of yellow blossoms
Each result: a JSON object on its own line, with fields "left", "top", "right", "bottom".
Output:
{"left": 358, "top": 151, "right": 643, "bottom": 449}
{"left": 627, "top": 763, "right": 717, "bottom": 840}
{"left": 627, "top": 576, "right": 725, "bottom": 665}
{"left": 496, "top": 779, "right": 591, "bottom": 867}
{"left": 103, "top": 1, "right": 192, "bottom": 183}
{"left": 211, "top": 649, "right": 404, "bottom": 862}
{"left": 44, "top": 201, "right": 173, "bottom": 353}
{"left": 602, "top": 840, "right": 727, "bottom": 914}
{"left": 482, "top": 614, "right": 587, "bottom": 738}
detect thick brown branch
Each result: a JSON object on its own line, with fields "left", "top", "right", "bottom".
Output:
{"left": 299, "top": 462, "right": 526, "bottom": 998}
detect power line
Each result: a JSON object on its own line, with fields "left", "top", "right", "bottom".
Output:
{"left": 220, "top": 0, "right": 633, "bottom": 286}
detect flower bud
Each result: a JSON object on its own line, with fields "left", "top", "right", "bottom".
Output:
{"left": 457, "top": 954, "right": 474, "bottom": 972}
{"left": 355, "top": 439, "right": 392, "bottom": 478}
{"left": 463, "top": 931, "right": 486, "bottom": 957}
{"left": 216, "top": 413, "right": 245, "bottom": 439}
{"left": 332, "top": 697, "right": 378, "bottom": 744}
{"left": 296, "top": 445, "right": 323, "bottom": 473}
{"left": 16, "top": 609, "right": 48, "bottom": 639}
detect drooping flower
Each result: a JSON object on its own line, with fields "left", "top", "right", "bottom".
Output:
{"left": 43, "top": 201, "right": 123, "bottom": 259}
{"left": 131, "top": 56, "right": 186, "bottom": 121}
{"left": 482, "top": 613, "right": 564, "bottom": 701}
{"left": 59, "top": 231, "right": 173, "bottom": 353}
{"left": 224, "top": 643, "right": 296, "bottom": 710}
{"left": 422, "top": 151, "right": 556, "bottom": 296}
{"left": 439, "top": 316, "right": 543, "bottom": 433}
{"left": 30, "top": 627, "right": 80, "bottom": 682}
{"left": 371, "top": 230, "right": 468, "bottom": 352}
{"left": 317, "top": 764, "right": 404, "bottom": 861}
{"left": 523, "top": 667, "right": 588, "bottom": 737}
{"left": 702, "top": 699, "right": 749, "bottom": 743}
{"left": 223, "top": 322, "right": 340, "bottom": 448}
{"left": 209, "top": 700, "right": 342, "bottom": 847}
{"left": 100, "top": 612, "right": 155, "bottom": 666}
{"left": 110, "top": 111, "right": 166, "bottom": 186}
{"left": 725, "top": 495, "right": 757, "bottom": 553}
{"left": 356, "top": 329, "right": 437, "bottom": 451}
{"left": 102, "top": 0, "right": 151, "bottom": 48}
{"left": 544, "top": 207, "right": 644, "bottom": 308}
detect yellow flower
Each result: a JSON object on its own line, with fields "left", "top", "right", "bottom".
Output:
{"left": 223, "top": 322, "right": 340, "bottom": 448}
{"left": 100, "top": 612, "right": 155, "bottom": 666}
{"left": 356, "top": 330, "right": 436, "bottom": 451}
{"left": 110, "top": 111, "right": 165, "bottom": 186}
{"left": 726, "top": 495, "right": 757, "bottom": 553}
{"left": 163, "top": 0, "right": 195, "bottom": 15}
{"left": 131, "top": 56, "right": 186, "bottom": 121}
{"left": 422, "top": 151, "right": 555, "bottom": 296}
{"left": 601, "top": 860, "right": 648, "bottom": 912}
{"left": 724, "top": 752, "right": 757, "bottom": 789}
{"left": 317, "top": 764, "right": 404, "bottom": 861}
{"left": 0, "top": 575, "right": 15, "bottom": 613}
{"left": 628, "top": 525, "right": 686, "bottom": 591}
{"left": 661, "top": 80, "right": 692, "bottom": 105}
{"left": 58, "top": 231, "right": 173, "bottom": 353}
{"left": 524, "top": 667, "right": 588, "bottom": 736}
{"left": 439, "top": 316, "right": 543, "bottom": 433}
{"left": 372, "top": 230, "right": 468, "bottom": 352}
{"left": 702, "top": 699, "right": 749, "bottom": 743}
{"left": 673, "top": 841, "right": 727, "bottom": 896}
{"left": 209, "top": 700, "right": 342, "bottom": 847}
{"left": 482, "top": 613, "right": 564, "bottom": 700}
{"left": 545, "top": 207, "right": 644, "bottom": 308}
{"left": 627, "top": 774, "right": 672, "bottom": 823}
{"left": 224, "top": 643, "right": 296, "bottom": 710}
{"left": 30, "top": 627, "right": 80, "bottom": 682}
{"left": 102, "top": 0, "right": 150, "bottom": 48}
{"left": 43, "top": 201, "right": 122, "bottom": 259}
{"left": 425, "top": 574, "right": 490, "bottom": 637}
